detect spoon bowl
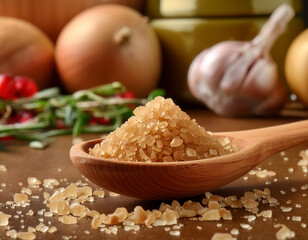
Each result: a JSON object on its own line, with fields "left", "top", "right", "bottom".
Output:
{"left": 70, "top": 120, "right": 308, "bottom": 200}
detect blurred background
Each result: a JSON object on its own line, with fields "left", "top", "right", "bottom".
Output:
{"left": 1, "top": 0, "right": 308, "bottom": 147}
{"left": 1, "top": 0, "right": 308, "bottom": 113}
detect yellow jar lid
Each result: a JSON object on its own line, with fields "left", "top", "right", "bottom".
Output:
{"left": 146, "top": 0, "right": 302, "bottom": 18}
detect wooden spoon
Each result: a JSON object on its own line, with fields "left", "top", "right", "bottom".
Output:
{"left": 70, "top": 120, "right": 308, "bottom": 200}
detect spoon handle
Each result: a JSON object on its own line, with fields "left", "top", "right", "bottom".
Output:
{"left": 226, "top": 120, "right": 308, "bottom": 155}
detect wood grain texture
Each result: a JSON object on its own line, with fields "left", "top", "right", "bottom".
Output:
{"left": 70, "top": 120, "right": 308, "bottom": 200}
{"left": 0, "top": 0, "right": 144, "bottom": 41}
{"left": 1, "top": 111, "right": 308, "bottom": 239}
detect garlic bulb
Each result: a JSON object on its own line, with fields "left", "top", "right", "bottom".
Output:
{"left": 188, "top": 4, "right": 294, "bottom": 116}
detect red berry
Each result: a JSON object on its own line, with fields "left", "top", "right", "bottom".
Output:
{"left": 7, "top": 110, "right": 34, "bottom": 124}
{"left": 19, "top": 111, "right": 34, "bottom": 123}
{"left": 55, "top": 119, "right": 67, "bottom": 129}
{"left": 120, "top": 91, "right": 135, "bottom": 99}
{"left": 0, "top": 74, "right": 16, "bottom": 100}
{"left": 7, "top": 114, "right": 21, "bottom": 124}
{"left": 95, "top": 117, "right": 109, "bottom": 125}
{"left": 0, "top": 136, "right": 14, "bottom": 140}
{"left": 14, "top": 76, "right": 38, "bottom": 98}
{"left": 90, "top": 117, "right": 109, "bottom": 125}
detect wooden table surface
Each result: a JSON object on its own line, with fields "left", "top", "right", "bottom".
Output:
{"left": 0, "top": 111, "right": 307, "bottom": 239}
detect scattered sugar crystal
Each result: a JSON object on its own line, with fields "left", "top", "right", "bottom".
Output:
{"left": 6, "top": 229, "right": 17, "bottom": 238}
{"left": 0, "top": 212, "right": 10, "bottom": 226}
{"left": 27, "top": 227, "right": 35, "bottom": 233}
{"left": 301, "top": 223, "right": 306, "bottom": 228}
{"left": 280, "top": 191, "right": 286, "bottom": 195}
{"left": 49, "top": 191, "right": 64, "bottom": 202}
{"left": 169, "top": 230, "right": 180, "bottom": 236}
{"left": 109, "top": 191, "right": 120, "bottom": 197}
{"left": 62, "top": 184, "right": 78, "bottom": 199}
{"left": 276, "top": 225, "right": 295, "bottom": 240}
{"left": 87, "top": 210, "right": 100, "bottom": 219}
{"left": 301, "top": 184, "right": 308, "bottom": 190}
{"left": 77, "top": 186, "right": 92, "bottom": 197}
{"left": 249, "top": 169, "right": 276, "bottom": 178}
{"left": 283, "top": 157, "right": 289, "bottom": 161}
{"left": 246, "top": 215, "right": 256, "bottom": 222}
{"left": 172, "top": 225, "right": 181, "bottom": 230}
{"left": 43, "top": 179, "right": 59, "bottom": 189}
{"left": 291, "top": 188, "right": 297, "bottom": 193}
{"left": 27, "top": 177, "right": 41, "bottom": 186}
{"left": 48, "top": 226, "right": 57, "bottom": 233}
{"left": 36, "top": 223, "right": 49, "bottom": 233}
{"left": 291, "top": 216, "right": 301, "bottom": 222}
{"left": 200, "top": 209, "right": 221, "bottom": 221}
{"left": 37, "top": 209, "right": 45, "bottom": 215}
{"left": 14, "top": 193, "right": 29, "bottom": 203}
{"left": 230, "top": 228, "right": 239, "bottom": 235}
{"left": 49, "top": 199, "right": 70, "bottom": 215}
{"left": 93, "top": 190, "right": 105, "bottom": 198}
{"left": 196, "top": 226, "right": 202, "bottom": 230}
{"left": 44, "top": 212, "right": 53, "bottom": 217}
{"left": 162, "top": 209, "right": 177, "bottom": 225}
{"left": 70, "top": 203, "right": 87, "bottom": 217}
{"left": 240, "top": 223, "right": 252, "bottom": 230}
{"left": 16, "top": 231, "right": 36, "bottom": 240}
{"left": 21, "top": 187, "right": 32, "bottom": 195}
{"left": 257, "top": 210, "right": 272, "bottom": 218}
{"left": 281, "top": 207, "right": 292, "bottom": 212}
{"left": 153, "top": 219, "right": 167, "bottom": 226}
{"left": 58, "top": 216, "right": 77, "bottom": 224}
{"left": 165, "top": 227, "right": 171, "bottom": 231}
{"left": 295, "top": 204, "right": 301, "bottom": 208}
{"left": 211, "top": 233, "right": 233, "bottom": 240}
{"left": 0, "top": 164, "right": 7, "bottom": 171}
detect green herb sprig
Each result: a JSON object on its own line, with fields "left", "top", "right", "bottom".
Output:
{"left": 0, "top": 82, "right": 164, "bottom": 149}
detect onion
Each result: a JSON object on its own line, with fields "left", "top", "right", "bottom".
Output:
{"left": 0, "top": 17, "right": 54, "bottom": 89}
{"left": 285, "top": 29, "right": 308, "bottom": 106}
{"left": 55, "top": 4, "right": 161, "bottom": 98}
{"left": 0, "top": 0, "right": 144, "bottom": 41}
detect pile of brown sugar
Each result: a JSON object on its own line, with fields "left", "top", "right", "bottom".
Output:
{"left": 90, "top": 96, "right": 236, "bottom": 162}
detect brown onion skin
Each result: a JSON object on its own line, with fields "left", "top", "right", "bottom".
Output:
{"left": 0, "top": 17, "right": 54, "bottom": 89}
{"left": 55, "top": 4, "right": 161, "bottom": 98}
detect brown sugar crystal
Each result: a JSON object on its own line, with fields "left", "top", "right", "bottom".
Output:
{"left": 89, "top": 97, "right": 236, "bottom": 162}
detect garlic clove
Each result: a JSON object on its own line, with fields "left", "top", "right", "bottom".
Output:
{"left": 241, "top": 59, "right": 278, "bottom": 99}
{"left": 220, "top": 45, "right": 260, "bottom": 94}
{"left": 254, "top": 79, "right": 288, "bottom": 114}
{"left": 194, "top": 42, "right": 244, "bottom": 91}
